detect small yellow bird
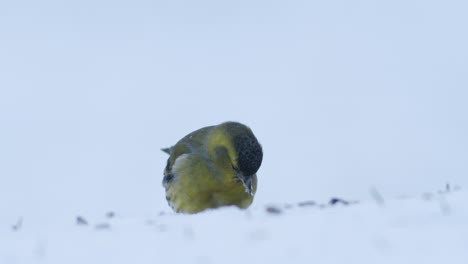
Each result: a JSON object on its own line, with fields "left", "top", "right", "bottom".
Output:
{"left": 162, "top": 121, "right": 263, "bottom": 213}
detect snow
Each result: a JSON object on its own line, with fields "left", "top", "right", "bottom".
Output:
{"left": 1, "top": 0, "right": 468, "bottom": 263}
{"left": 1, "top": 190, "right": 467, "bottom": 264}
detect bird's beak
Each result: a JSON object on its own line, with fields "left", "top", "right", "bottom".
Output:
{"left": 241, "top": 176, "right": 254, "bottom": 196}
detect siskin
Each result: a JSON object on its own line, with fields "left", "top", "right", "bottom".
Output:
{"left": 162, "top": 122, "right": 263, "bottom": 213}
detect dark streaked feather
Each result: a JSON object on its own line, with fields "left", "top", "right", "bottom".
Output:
{"left": 162, "top": 173, "right": 175, "bottom": 188}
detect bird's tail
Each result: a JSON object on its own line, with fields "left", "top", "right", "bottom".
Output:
{"left": 161, "top": 147, "right": 171, "bottom": 154}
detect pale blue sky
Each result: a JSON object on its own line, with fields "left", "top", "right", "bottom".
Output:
{"left": 1, "top": 0, "right": 467, "bottom": 219}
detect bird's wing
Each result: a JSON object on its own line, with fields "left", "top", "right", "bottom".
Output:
{"left": 163, "top": 125, "right": 214, "bottom": 182}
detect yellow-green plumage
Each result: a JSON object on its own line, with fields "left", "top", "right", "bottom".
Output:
{"left": 163, "top": 122, "right": 262, "bottom": 214}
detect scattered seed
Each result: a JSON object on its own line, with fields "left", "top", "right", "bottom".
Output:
{"left": 329, "top": 197, "right": 350, "bottom": 206}
{"left": 105, "top": 211, "right": 115, "bottom": 218}
{"left": 76, "top": 216, "right": 88, "bottom": 226}
{"left": 265, "top": 206, "right": 282, "bottom": 215}
{"left": 298, "top": 200, "right": 316, "bottom": 207}
{"left": 12, "top": 217, "right": 23, "bottom": 231}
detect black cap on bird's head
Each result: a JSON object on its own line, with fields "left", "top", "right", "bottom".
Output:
{"left": 221, "top": 122, "right": 263, "bottom": 176}
{"left": 217, "top": 122, "right": 263, "bottom": 196}
{"left": 232, "top": 130, "right": 262, "bottom": 197}
{"left": 233, "top": 133, "right": 263, "bottom": 176}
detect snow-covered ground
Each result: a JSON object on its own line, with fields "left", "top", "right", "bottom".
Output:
{"left": 1, "top": 1, "right": 467, "bottom": 263}
{"left": 1, "top": 188, "right": 467, "bottom": 264}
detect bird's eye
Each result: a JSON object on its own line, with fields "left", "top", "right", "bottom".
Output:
{"left": 231, "top": 164, "right": 240, "bottom": 172}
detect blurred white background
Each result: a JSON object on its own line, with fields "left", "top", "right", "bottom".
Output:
{"left": 1, "top": 0, "right": 467, "bottom": 223}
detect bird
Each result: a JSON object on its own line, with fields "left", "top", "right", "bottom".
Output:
{"left": 162, "top": 121, "right": 263, "bottom": 214}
